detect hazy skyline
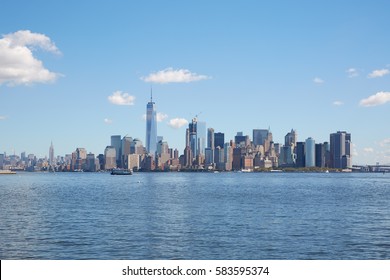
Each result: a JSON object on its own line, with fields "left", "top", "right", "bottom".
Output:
{"left": 0, "top": 0, "right": 389, "bottom": 164}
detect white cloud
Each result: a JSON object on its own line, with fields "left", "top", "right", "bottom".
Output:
{"left": 359, "top": 91, "right": 390, "bottom": 107}
{"left": 141, "top": 68, "right": 210, "bottom": 84}
{"left": 313, "top": 77, "right": 324, "bottom": 84}
{"left": 104, "top": 118, "right": 112, "bottom": 124}
{"left": 0, "top": 30, "right": 61, "bottom": 85}
{"left": 346, "top": 68, "right": 359, "bottom": 78}
{"left": 142, "top": 112, "right": 168, "bottom": 122}
{"left": 368, "top": 69, "right": 389, "bottom": 78}
{"left": 168, "top": 118, "right": 188, "bottom": 129}
{"left": 379, "top": 138, "right": 390, "bottom": 147}
{"left": 0, "top": 115, "right": 7, "bottom": 120}
{"left": 108, "top": 91, "right": 135, "bottom": 105}
{"left": 157, "top": 112, "right": 168, "bottom": 122}
{"left": 363, "top": 147, "right": 374, "bottom": 153}
{"left": 333, "top": 101, "right": 344, "bottom": 106}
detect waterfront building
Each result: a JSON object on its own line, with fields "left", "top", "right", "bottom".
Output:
{"left": 214, "top": 146, "right": 224, "bottom": 168}
{"left": 224, "top": 142, "right": 233, "bottom": 171}
{"left": 232, "top": 147, "right": 244, "bottom": 170}
{"left": 145, "top": 93, "right": 157, "bottom": 156}
{"left": 324, "top": 142, "right": 330, "bottom": 167}
{"left": 279, "top": 145, "right": 295, "bottom": 167}
{"left": 0, "top": 154, "right": 4, "bottom": 169}
{"left": 183, "top": 146, "right": 192, "bottom": 168}
{"left": 205, "top": 148, "right": 214, "bottom": 166}
{"left": 315, "top": 143, "right": 326, "bottom": 168}
{"left": 111, "top": 135, "right": 121, "bottom": 165}
{"left": 305, "top": 137, "right": 315, "bottom": 167}
{"left": 127, "top": 154, "right": 140, "bottom": 171}
{"left": 295, "top": 142, "right": 305, "bottom": 167}
{"left": 330, "top": 131, "right": 352, "bottom": 169}
{"left": 104, "top": 146, "right": 116, "bottom": 170}
{"left": 86, "top": 153, "right": 98, "bottom": 172}
{"left": 97, "top": 154, "right": 104, "bottom": 170}
{"left": 121, "top": 136, "right": 132, "bottom": 167}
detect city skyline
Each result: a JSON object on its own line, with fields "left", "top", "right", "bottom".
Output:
{"left": 1, "top": 0, "right": 390, "bottom": 165}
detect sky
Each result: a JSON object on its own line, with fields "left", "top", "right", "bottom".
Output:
{"left": 0, "top": 0, "right": 389, "bottom": 165}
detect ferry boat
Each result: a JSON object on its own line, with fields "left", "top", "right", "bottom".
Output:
{"left": 0, "top": 170, "right": 16, "bottom": 175}
{"left": 111, "top": 168, "right": 133, "bottom": 175}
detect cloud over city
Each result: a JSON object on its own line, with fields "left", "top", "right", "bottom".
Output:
{"left": 367, "top": 68, "right": 389, "bottom": 78}
{"left": 346, "top": 68, "right": 359, "bottom": 78}
{"left": 333, "top": 101, "right": 344, "bottom": 106}
{"left": 313, "top": 77, "right": 324, "bottom": 84}
{"left": 141, "top": 68, "right": 210, "bottom": 84}
{"left": 108, "top": 91, "right": 135, "bottom": 105}
{"left": 104, "top": 118, "right": 113, "bottom": 124}
{"left": 0, "top": 30, "right": 61, "bottom": 85}
{"left": 359, "top": 91, "right": 390, "bottom": 107}
{"left": 168, "top": 118, "right": 188, "bottom": 128}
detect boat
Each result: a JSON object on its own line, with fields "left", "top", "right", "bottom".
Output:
{"left": 0, "top": 170, "right": 16, "bottom": 175}
{"left": 111, "top": 168, "right": 133, "bottom": 175}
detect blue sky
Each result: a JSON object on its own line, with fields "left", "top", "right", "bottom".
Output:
{"left": 0, "top": 0, "right": 389, "bottom": 164}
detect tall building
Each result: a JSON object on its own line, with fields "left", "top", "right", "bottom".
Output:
{"left": 0, "top": 154, "right": 4, "bottom": 169}
{"left": 49, "top": 141, "right": 54, "bottom": 165}
{"left": 315, "top": 143, "right": 326, "bottom": 168}
{"left": 197, "top": 121, "right": 206, "bottom": 156}
{"left": 121, "top": 136, "right": 132, "bottom": 168}
{"left": 285, "top": 129, "right": 297, "bottom": 148}
{"left": 305, "top": 137, "right": 315, "bottom": 167}
{"left": 111, "top": 135, "right": 121, "bottom": 164}
{"left": 86, "top": 153, "right": 98, "bottom": 172}
{"left": 224, "top": 142, "right": 233, "bottom": 171}
{"left": 145, "top": 92, "right": 157, "bottom": 156}
{"left": 295, "top": 142, "right": 305, "bottom": 167}
{"left": 214, "top": 132, "right": 225, "bottom": 149}
{"left": 207, "top": 128, "right": 215, "bottom": 149}
{"left": 130, "top": 138, "right": 144, "bottom": 154}
{"left": 253, "top": 129, "right": 269, "bottom": 146}
{"left": 189, "top": 118, "right": 198, "bottom": 159}
{"left": 330, "top": 131, "right": 352, "bottom": 169}
{"left": 104, "top": 146, "right": 116, "bottom": 170}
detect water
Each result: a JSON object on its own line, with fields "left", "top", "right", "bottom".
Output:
{"left": 0, "top": 172, "right": 389, "bottom": 259}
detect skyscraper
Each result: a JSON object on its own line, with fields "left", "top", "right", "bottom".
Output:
{"left": 296, "top": 142, "right": 305, "bottom": 167}
{"left": 111, "top": 135, "right": 121, "bottom": 164}
{"left": 145, "top": 91, "right": 157, "bottom": 156}
{"left": 214, "top": 132, "right": 225, "bottom": 149}
{"left": 104, "top": 146, "right": 116, "bottom": 170}
{"left": 330, "top": 131, "right": 352, "bottom": 169}
{"left": 253, "top": 129, "right": 269, "bottom": 146}
{"left": 197, "top": 121, "right": 206, "bottom": 156}
{"left": 285, "top": 129, "right": 297, "bottom": 148}
{"left": 207, "top": 128, "right": 215, "bottom": 149}
{"left": 49, "top": 141, "right": 54, "bottom": 165}
{"left": 189, "top": 118, "right": 198, "bottom": 158}
{"left": 305, "top": 137, "right": 315, "bottom": 167}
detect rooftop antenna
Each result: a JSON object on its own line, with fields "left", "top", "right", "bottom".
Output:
{"left": 150, "top": 86, "right": 153, "bottom": 102}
